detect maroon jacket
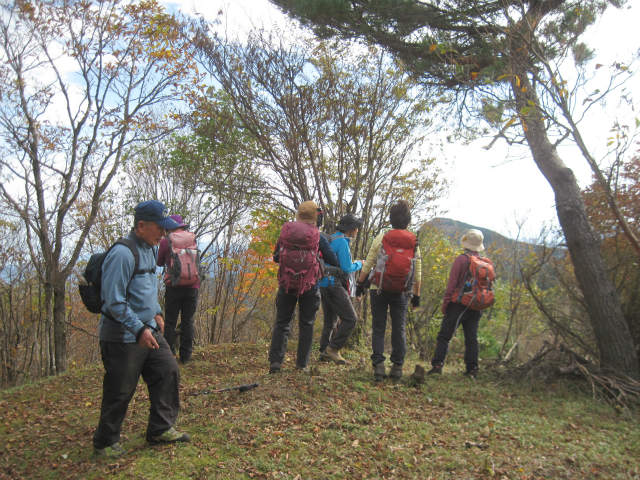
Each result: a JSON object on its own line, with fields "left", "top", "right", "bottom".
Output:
{"left": 157, "top": 230, "right": 201, "bottom": 289}
{"left": 442, "top": 251, "right": 478, "bottom": 314}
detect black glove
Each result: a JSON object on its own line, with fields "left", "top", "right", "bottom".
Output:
{"left": 355, "top": 283, "right": 366, "bottom": 298}
{"left": 411, "top": 295, "right": 420, "bottom": 308}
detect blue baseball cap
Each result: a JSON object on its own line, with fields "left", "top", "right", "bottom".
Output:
{"left": 134, "top": 200, "right": 180, "bottom": 230}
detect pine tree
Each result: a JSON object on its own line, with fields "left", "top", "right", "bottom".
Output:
{"left": 270, "top": 0, "right": 638, "bottom": 378}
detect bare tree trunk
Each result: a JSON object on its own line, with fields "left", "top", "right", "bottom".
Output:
{"left": 43, "top": 282, "right": 55, "bottom": 375}
{"left": 53, "top": 281, "right": 67, "bottom": 372}
{"left": 512, "top": 73, "right": 639, "bottom": 379}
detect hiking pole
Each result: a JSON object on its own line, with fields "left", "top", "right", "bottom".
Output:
{"left": 213, "top": 383, "right": 259, "bottom": 393}
{"left": 194, "top": 383, "right": 259, "bottom": 396}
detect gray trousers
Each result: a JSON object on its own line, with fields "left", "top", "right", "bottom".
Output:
{"left": 319, "top": 284, "right": 357, "bottom": 351}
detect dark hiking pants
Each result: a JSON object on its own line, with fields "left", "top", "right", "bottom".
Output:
{"left": 268, "top": 287, "right": 320, "bottom": 369}
{"left": 319, "top": 284, "right": 357, "bottom": 352}
{"left": 93, "top": 332, "right": 180, "bottom": 449}
{"left": 432, "top": 302, "right": 481, "bottom": 371}
{"left": 370, "top": 289, "right": 409, "bottom": 366}
{"left": 164, "top": 286, "right": 198, "bottom": 362}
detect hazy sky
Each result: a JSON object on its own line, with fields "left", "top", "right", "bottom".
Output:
{"left": 168, "top": 0, "right": 640, "bottom": 240}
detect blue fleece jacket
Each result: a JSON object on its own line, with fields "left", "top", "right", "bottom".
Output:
{"left": 99, "top": 233, "right": 162, "bottom": 343}
{"left": 318, "top": 232, "right": 362, "bottom": 287}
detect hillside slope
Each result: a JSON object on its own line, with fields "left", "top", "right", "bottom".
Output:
{"left": 1, "top": 343, "right": 638, "bottom": 479}
{"left": 424, "top": 218, "right": 517, "bottom": 251}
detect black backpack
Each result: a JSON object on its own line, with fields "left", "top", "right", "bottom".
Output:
{"left": 79, "top": 237, "right": 154, "bottom": 316}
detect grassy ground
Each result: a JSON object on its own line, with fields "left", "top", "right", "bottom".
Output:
{"left": 0, "top": 342, "right": 638, "bottom": 479}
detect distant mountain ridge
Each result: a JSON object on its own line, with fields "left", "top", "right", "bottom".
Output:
{"left": 424, "top": 217, "right": 518, "bottom": 252}
{"left": 425, "top": 217, "right": 564, "bottom": 288}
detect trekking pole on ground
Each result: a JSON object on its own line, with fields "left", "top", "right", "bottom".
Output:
{"left": 213, "top": 383, "right": 259, "bottom": 393}
{"left": 193, "top": 383, "right": 259, "bottom": 396}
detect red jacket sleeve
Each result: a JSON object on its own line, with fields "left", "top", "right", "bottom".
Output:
{"left": 442, "top": 254, "right": 470, "bottom": 314}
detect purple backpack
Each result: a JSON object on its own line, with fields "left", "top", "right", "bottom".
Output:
{"left": 277, "top": 221, "right": 321, "bottom": 295}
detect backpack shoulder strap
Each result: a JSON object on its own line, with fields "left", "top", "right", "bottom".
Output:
{"left": 114, "top": 237, "right": 155, "bottom": 275}
{"left": 114, "top": 237, "right": 140, "bottom": 274}
{"left": 101, "top": 238, "right": 156, "bottom": 329}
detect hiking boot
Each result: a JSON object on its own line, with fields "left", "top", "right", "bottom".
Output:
{"left": 325, "top": 346, "right": 347, "bottom": 365}
{"left": 269, "top": 362, "right": 281, "bottom": 374}
{"left": 464, "top": 367, "right": 479, "bottom": 378}
{"left": 427, "top": 365, "right": 443, "bottom": 375}
{"left": 389, "top": 363, "right": 403, "bottom": 380}
{"left": 319, "top": 350, "right": 330, "bottom": 362}
{"left": 295, "top": 364, "right": 309, "bottom": 373}
{"left": 373, "top": 362, "right": 386, "bottom": 382}
{"left": 94, "top": 442, "right": 126, "bottom": 458}
{"left": 147, "top": 427, "right": 190, "bottom": 445}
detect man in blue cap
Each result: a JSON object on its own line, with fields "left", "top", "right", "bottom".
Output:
{"left": 93, "top": 200, "right": 190, "bottom": 458}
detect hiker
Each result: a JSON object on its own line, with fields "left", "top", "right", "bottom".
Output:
{"left": 157, "top": 214, "right": 200, "bottom": 364}
{"left": 268, "top": 201, "right": 339, "bottom": 373}
{"left": 428, "top": 229, "right": 494, "bottom": 378}
{"left": 356, "top": 200, "right": 422, "bottom": 381}
{"left": 318, "top": 213, "right": 364, "bottom": 365}
{"left": 93, "top": 200, "right": 190, "bottom": 458}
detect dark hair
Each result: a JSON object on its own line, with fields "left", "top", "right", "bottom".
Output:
{"left": 389, "top": 200, "right": 411, "bottom": 229}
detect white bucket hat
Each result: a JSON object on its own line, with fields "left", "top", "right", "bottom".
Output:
{"left": 460, "top": 229, "right": 485, "bottom": 252}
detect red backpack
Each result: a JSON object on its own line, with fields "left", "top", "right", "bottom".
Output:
{"left": 369, "top": 229, "right": 417, "bottom": 293}
{"left": 452, "top": 254, "right": 495, "bottom": 310}
{"left": 277, "top": 221, "right": 321, "bottom": 295}
{"left": 164, "top": 230, "right": 200, "bottom": 287}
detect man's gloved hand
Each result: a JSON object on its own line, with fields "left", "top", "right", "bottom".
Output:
{"left": 411, "top": 295, "right": 420, "bottom": 308}
{"left": 355, "top": 282, "right": 366, "bottom": 298}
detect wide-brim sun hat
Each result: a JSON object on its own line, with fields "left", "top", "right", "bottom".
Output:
{"left": 460, "top": 228, "right": 485, "bottom": 252}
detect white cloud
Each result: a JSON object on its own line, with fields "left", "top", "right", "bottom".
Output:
{"left": 166, "top": 0, "right": 290, "bottom": 38}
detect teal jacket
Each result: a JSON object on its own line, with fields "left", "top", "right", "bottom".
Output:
{"left": 318, "top": 232, "right": 362, "bottom": 288}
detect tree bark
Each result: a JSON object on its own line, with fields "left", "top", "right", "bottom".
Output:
{"left": 512, "top": 72, "right": 639, "bottom": 379}
{"left": 53, "top": 281, "right": 67, "bottom": 373}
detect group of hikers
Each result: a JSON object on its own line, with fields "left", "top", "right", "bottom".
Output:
{"left": 88, "top": 199, "right": 495, "bottom": 458}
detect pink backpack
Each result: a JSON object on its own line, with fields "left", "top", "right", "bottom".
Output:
{"left": 277, "top": 221, "right": 320, "bottom": 295}
{"left": 164, "top": 230, "right": 200, "bottom": 287}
